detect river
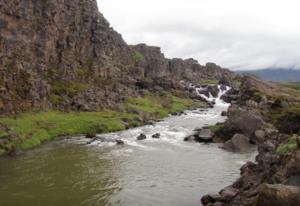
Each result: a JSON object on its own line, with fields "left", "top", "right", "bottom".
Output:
{"left": 0, "top": 89, "right": 256, "bottom": 206}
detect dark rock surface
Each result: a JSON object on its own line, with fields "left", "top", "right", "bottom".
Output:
{"left": 137, "top": 133, "right": 147, "bottom": 140}
{"left": 152, "top": 133, "right": 161, "bottom": 139}
{"left": 221, "top": 134, "right": 252, "bottom": 152}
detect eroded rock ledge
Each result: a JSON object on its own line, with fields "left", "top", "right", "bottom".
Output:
{"left": 201, "top": 76, "right": 300, "bottom": 206}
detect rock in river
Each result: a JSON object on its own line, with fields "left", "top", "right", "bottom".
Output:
{"left": 196, "top": 129, "right": 214, "bottom": 143}
{"left": 152, "top": 133, "right": 161, "bottom": 139}
{"left": 115, "top": 140, "right": 125, "bottom": 145}
{"left": 137, "top": 133, "right": 147, "bottom": 140}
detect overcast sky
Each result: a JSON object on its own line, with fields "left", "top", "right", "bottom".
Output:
{"left": 98, "top": 0, "right": 300, "bottom": 70}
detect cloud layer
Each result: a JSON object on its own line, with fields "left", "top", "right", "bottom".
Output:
{"left": 98, "top": 0, "right": 300, "bottom": 70}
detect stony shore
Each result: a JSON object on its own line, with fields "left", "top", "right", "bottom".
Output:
{"left": 201, "top": 76, "right": 300, "bottom": 206}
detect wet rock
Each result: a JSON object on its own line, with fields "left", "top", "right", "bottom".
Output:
{"left": 221, "top": 134, "right": 252, "bottom": 152}
{"left": 219, "top": 186, "right": 239, "bottom": 201}
{"left": 240, "top": 161, "right": 257, "bottom": 174}
{"left": 207, "top": 85, "right": 220, "bottom": 98}
{"left": 85, "top": 132, "right": 96, "bottom": 139}
{"left": 256, "top": 184, "right": 300, "bottom": 206}
{"left": 196, "top": 129, "right": 214, "bottom": 143}
{"left": 220, "top": 84, "right": 227, "bottom": 91}
{"left": 201, "top": 193, "right": 222, "bottom": 205}
{"left": 184, "top": 134, "right": 197, "bottom": 142}
{"left": 121, "top": 121, "right": 130, "bottom": 129}
{"left": 221, "top": 111, "right": 227, "bottom": 116}
{"left": 115, "top": 140, "right": 125, "bottom": 145}
{"left": 8, "top": 148, "right": 23, "bottom": 157}
{"left": 137, "top": 133, "right": 147, "bottom": 140}
{"left": 152, "top": 133, "right": 160, "bottom": 139}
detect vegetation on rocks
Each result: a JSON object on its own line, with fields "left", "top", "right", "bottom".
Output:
{"left": 198, "top": 79, "right": 219, "bottom": 85}
{"left": 276, "top": 136, "right": 298, "bottom": 155}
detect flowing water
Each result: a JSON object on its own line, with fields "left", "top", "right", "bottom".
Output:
{"left": 0, "top": 88, "right": 256, "bottom": 206}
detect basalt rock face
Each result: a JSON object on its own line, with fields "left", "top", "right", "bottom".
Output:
{"left": 0, "top": 0, "right": 142, "bottom": 115}
{"left": 0, "top": 0, "right": 236, "bottom": 116}
{"left": 132, "top": 44, "right": 235, "bottom": 83}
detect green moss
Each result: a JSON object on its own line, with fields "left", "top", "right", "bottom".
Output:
{"left": 0, "top": 149, "right": 5, "bottom": 156}
{"left": 207, "top": 124, "right": 224, "bottom": 132}
{"left": 0, "top": 131, "right": 7, "bottom": 138}
{"left": 51, "top": 81, "right": 90, "bottom": 98}
{"left": 198, "top": 79, "right": 219, "bottom": 85}
{"left": 276, "top": 136, "right": 297, "bottom": 155}
{"left": 133, "top": 51, "right": 145, "bottom": 63}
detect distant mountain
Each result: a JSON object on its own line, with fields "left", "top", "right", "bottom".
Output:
{"left": 236, "top": 69, "right": 300, "bottom": 82}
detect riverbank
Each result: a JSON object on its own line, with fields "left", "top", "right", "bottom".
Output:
{"left": 201, "top": 76, "right": 300, "bottom": 206}
{"left": 0, "top": 87, "right": 250, "bottom": 206}
{"left": 0, "top": 92, "right": 205, "bottom": 156}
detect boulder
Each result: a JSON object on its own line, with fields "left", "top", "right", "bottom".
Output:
{"left": 219, "top": 186, "right": 239, "bottom": 201}
{"left": 85, "top": 132, "right": 96, "bottom": 139}
{"left": 221, "top": 134, "right": 252, "bottom": 152}
{"left": 256, "top": 184, "right": 300, "bottom": 206}
{"left": 137, "top": 133, "right": 147, "bottom": 140}
{"left": 221, "top": 111, "right": 227, "bottom": 116}
{"left": 254, "top": 130, "right": 266, "bottom": 143}
{"left": 224, "top": 106, "right": 263, "bottom": 138}
{"left": 207, "top": 85, "right": 220, "bottom": 98}
{"left": 201, "top": 193, "right": 222, "bottom": 205}
{"left": 196, "top": 129, "right": 214, "bottom": 143}
{"left": 220, "top": 84, "right": 227, "bottom": 91}
{"left": 152, "top": 133, "right": 160, "bottom": 139}
{"left": 184, "top": 134, "right": 197, "bottom": 142}
{"left": 115, "top": 140, "right": 125, "bottom": 145}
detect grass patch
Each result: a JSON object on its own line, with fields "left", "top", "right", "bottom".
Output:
{"left": 0, "top": 131, "right": 7, "bottom": 138}
{"left": 276, "top": 135, "right": 297, "bottom": 155}
{"left": 0, "top": 111, "right": 140, "bottom": 150}
{"left": 133, "top": 51, "right": 145, "bottom": 63}
{"left": 280, "top": 82, "right": 300, "bottom": 90}
{"left": 0, "top": 93, "right": 204, "bottom": 152}
{"left": 198, "top": 79, "right": 219, "bottom": 85}
{"left": 207, "top": 124, "right": 224, "bottom": 132}
{"left": 125, "top": 93, "right": 205, "bottom": 119}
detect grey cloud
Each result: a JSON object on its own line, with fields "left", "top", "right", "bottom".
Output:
{"left": 99, "top": 0, "right": 300, "bottom": 70}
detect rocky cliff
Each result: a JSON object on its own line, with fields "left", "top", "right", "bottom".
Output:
{"left": 0, "top": 0, "right": 236, "bottom": 116}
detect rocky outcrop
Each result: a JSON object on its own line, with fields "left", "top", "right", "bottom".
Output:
{"left": 202, "top": 76, "right": 300, "bottom": 206}
{"left": 0, "top": 0, "right": 236, "bottom": 116}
